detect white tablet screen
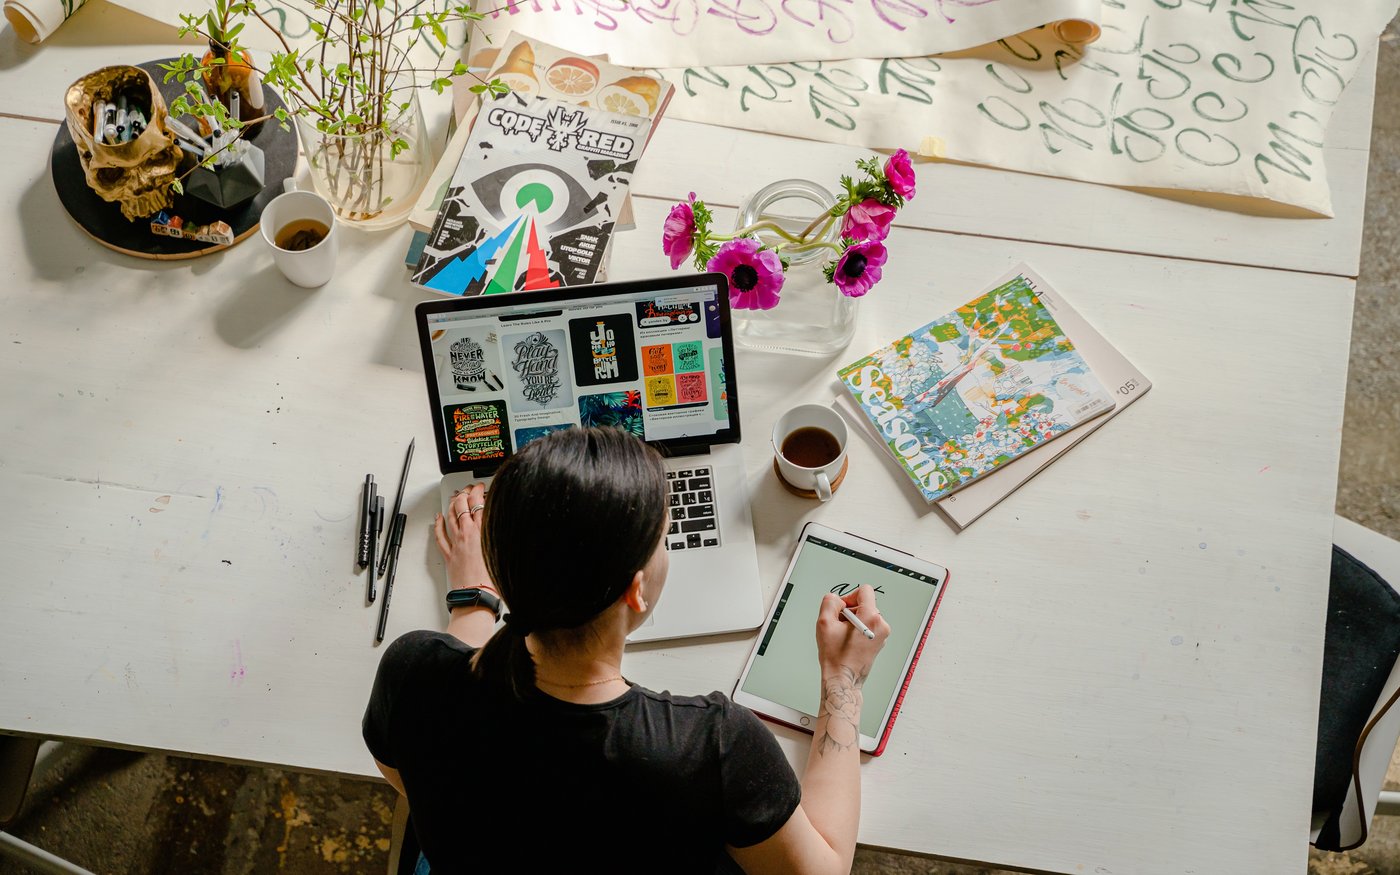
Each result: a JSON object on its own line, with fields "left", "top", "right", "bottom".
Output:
{"left": 738, "top": 533, "right": 943, "bottom": 739}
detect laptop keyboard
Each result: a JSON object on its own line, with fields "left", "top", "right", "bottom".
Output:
{"left": 665, "top": 466, "right": 720, "bottom": 551}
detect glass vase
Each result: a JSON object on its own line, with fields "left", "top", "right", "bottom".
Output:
{"left": 296, "top": 92, "right": 431, "bottom": 230}
{"left": 731, "top": 178, "right": 858, "bottom": 357}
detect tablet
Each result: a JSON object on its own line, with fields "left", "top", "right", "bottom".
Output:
{"left": 732, "top": 523, "right": 949, "bottom": 756}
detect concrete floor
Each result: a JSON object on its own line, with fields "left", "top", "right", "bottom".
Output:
{"left": 4, "top": 23, "right": 1400, "bottom": 875}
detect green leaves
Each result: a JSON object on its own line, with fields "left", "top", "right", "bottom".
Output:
{"left": 165, "top": 1, "right": 506, "bottom": 145}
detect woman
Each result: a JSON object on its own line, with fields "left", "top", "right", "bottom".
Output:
{"left": 364, "top": 427, "right": 889, "bottom": 874}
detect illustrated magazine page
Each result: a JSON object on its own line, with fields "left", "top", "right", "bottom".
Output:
{"left": 837, "top": 270, "right": 1115, "bottom": 503}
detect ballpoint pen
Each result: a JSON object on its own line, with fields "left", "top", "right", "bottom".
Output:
{"left": 357, "top": 475, "right": 374, "bottom": 568}
{"left": 376, "top": 513, "right": 407, "bottom": 644}
{"left": 378, "top": 438, "right": 415, "bottom": 578}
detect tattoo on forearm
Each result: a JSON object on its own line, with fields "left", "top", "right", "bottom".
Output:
{"left": 815, "top": 665, "right": 865, "bottom": 756}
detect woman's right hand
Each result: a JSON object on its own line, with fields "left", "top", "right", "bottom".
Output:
{"left": 814, "top": 585, "right": 890, "bottom": 685}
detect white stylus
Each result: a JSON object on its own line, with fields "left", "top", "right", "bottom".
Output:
{"left": 841, "top": 607, "right": 875, "bottom": 640}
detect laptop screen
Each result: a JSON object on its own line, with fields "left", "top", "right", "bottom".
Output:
{"left": 415, "top": 273, "right": 741, "bottom": 476}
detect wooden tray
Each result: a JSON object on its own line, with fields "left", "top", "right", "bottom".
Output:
{"left": 49, "top": 58, "right": 297, "bottom": 260}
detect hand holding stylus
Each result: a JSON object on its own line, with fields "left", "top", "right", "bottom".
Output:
{"left": 816, "top": 585, "right": 890, "bottom": 681}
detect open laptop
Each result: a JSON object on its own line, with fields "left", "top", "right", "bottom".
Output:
{"left": 413, "top": 272, "right": 764, "bottom": 643}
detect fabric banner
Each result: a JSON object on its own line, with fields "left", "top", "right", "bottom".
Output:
{"left": 477, "top": 0, "right": 1104, "bottom": 67}
{"left": 633, "top": 0, "right": 1400, "bottom": 215}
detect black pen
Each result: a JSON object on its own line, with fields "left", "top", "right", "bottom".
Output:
{"left": 376, "top": 513, "right": 407, "bottom": 644}
{"left": 368, "top": 496, "right": 385, "bottom": 603}
{"left": 378, "top": 438, "right": 415, "bottom": 578}
{"left": 357, "top": 475, "right": 374, "bottom": 568}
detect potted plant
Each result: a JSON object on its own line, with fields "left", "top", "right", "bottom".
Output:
{"left": 161, "top": 0, "right": 507, "bottom": 228}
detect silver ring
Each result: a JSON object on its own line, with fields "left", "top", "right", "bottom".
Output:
{"left": 469, "top": 503, "right": 486, "bottom": 513}
{"left": 455, "top": 510, "right": 470, "bottom": 521}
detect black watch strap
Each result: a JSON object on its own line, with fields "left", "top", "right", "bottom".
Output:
{"left": 445, "top": 587, "right": 502, "bottom": 620}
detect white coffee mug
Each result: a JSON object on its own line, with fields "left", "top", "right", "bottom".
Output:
{"left": 772, "top": 404, "right": 849, "bottom": 502}
{"left": 259, "top": 189, "right": 338, "bottom": 288}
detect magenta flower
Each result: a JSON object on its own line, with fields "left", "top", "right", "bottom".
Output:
{"left": 662, "top": 196, "right": 697, "bottom": 269}
{"left": 841, "top": 199, "right": 895, "bottom": 242}
{"left": 884, "top": 149, "right": 916, "bottom": 201}
{"left": 707, "top": 237, "right": 784, "bottom": 310}
{"left": 832, "top": 240, "right": 887, "bottom": 298}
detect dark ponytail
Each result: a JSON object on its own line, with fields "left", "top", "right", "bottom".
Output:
{"left": 471, "top": 427, "right": 667, "bottom": 700}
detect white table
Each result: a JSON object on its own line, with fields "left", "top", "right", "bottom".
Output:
{"left": 0, "top": 5, "right": 1374, "bottom": 873}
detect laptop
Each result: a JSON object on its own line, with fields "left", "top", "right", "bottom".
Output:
{"left": 413, "top": 272, "right": 765, "bottom": 643}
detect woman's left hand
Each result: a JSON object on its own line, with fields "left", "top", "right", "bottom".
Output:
{"left": 434, "top": 483, "right": 493, "bottom": 591}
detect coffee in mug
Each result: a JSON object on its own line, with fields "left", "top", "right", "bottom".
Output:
{"left": 771, "top": 404, "right": 850, "bottom": 502}
{"left": 259, "top": 189, "right": 338, "bottom": 288}
{"left": 274, "top": 219, "right": 330, "bottom": 251}
{"left": 780, "top": 426, "right": 842, "bottom": 469}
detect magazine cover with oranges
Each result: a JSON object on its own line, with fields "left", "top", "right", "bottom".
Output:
{"left": 412, "top": 91, "right": 651, "bottom": 296}
{"left": 408, "top": 33, "right": 674, "bottom": 235}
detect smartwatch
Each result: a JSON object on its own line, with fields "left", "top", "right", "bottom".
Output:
{"left": 445, "top": 587, "right": 503, "bottom": 620}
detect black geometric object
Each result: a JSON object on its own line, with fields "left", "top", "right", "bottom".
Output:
{"left": 184, "top": 143, "right": 267, "bottom": 210}
{"left": 50, "top": 58, "right": 297, "bottom": 260}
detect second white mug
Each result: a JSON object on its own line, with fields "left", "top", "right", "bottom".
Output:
{"left": 772, "top": 404, "right": 849, "bottom": 501}
{"left": 259, "top": 189, "right": 338, "bottom": 288}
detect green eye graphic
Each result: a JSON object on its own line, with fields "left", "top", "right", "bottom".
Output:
{"left": 471, "top": 163, "right": 600, "bottom": 231}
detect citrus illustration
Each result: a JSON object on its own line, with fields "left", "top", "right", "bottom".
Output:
{"left": 597, "top": 85, "right": 647, "bottom": 116}
{"left": 494, "top": 40, "right": 539, "bottom": 95}
{"left": 612, "top": 76, "right": 661, "bottom": 112}
{"left": 496, "top": 71, "right": 538, "bottom": 95}
{"left": 499, "top": 40, "right": 535, "bottom": 73}
{"left": 546, "top": 58, "right": 600, "bottom": 96}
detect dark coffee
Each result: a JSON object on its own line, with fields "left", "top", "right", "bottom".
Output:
{"left": 781, "top": 426, "right": 841, "bottom": 468}
{"left": 275, "top": 219, "right": 329, "bottom": 251}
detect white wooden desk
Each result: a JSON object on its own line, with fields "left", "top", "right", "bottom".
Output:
{"left": 0, "top": 5, "right": 1373, "bottom": 873}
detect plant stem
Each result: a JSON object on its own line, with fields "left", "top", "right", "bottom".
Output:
{"left": 798, "top": 209, "right": 837, "bottom": 241}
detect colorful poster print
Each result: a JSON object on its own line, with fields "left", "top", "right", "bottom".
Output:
{"left": 568, "top": 314, "right": 638, "bottom": 386}
{"left": 515, "top": 423, "right": 574, "bottom": 449}
{"left": 672, "top": 341, "right": 704, "bottom": 374}
{"left": 445, "top": 401, "right": 511, "bottom": 465}
{"left": 635, "top": 299, "right": 702, "bottom": 328}
{"left": 641, "top": 344, "right": 673, "bottom": 377}
{"left": 676, "top": 372, "right": 708, "bottom": 405}
{"left": 579, "top": 390, "right": 644, "bottom": 437}
{"left": 504, "top": 329, "right": 573, "bottom": 411}
{"left": 645, "top": 375, "right": 677, "bottom": 408}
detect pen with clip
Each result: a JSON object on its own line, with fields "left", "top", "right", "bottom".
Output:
{"left": 375, "top": 513, "right": 407, "bottom": 644}
{"left": 357, "top": 475, "right": 375, "bottom": 568}
{"left": 367, "top": 496, "right": 384, "bottom": 604}
{"left": 378, "top": 438, "right": 415, "bottom": 578}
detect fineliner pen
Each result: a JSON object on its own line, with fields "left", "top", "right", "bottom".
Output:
{"left": 377, "top": 438, "right": 415, "bottom": 579}
{"left": 840, "top": 607, "right": 875, "bottom": 640}
{"left": 375, "top": 513, "right": 407, "bottom": 644}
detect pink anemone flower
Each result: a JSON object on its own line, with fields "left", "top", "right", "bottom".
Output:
{"left": 707, "top": 237, "right": 784, "bottom": 310}
{"left": 831, "top": 240, "right": 888, "bottom": 298}
{"left": 662, "top": 196, "right": 697, "bottom": 269}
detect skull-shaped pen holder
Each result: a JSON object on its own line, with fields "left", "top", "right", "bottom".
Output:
{"left": 64, "top": 66, "right": 183, "bottom": 221}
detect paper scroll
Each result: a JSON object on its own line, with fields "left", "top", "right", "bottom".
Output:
{"left": 3, "top": 0, "right": 85, "bottom": 43}
{"left": 645, "top": 0, "right": 1399, "bottom": 215}
{"left": 478, "top": 0, "right": 1104, "bottom": 66}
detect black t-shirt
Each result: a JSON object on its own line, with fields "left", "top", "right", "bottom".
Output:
{"left": 363, "top": 630, "right": 803, "bottom": 874}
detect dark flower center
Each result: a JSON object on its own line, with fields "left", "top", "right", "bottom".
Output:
{"left": 841, "top": 253, "right": 868, "bottom": 278}
{"left": 732, "top": 264, "right": 759, "bottom": 291}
